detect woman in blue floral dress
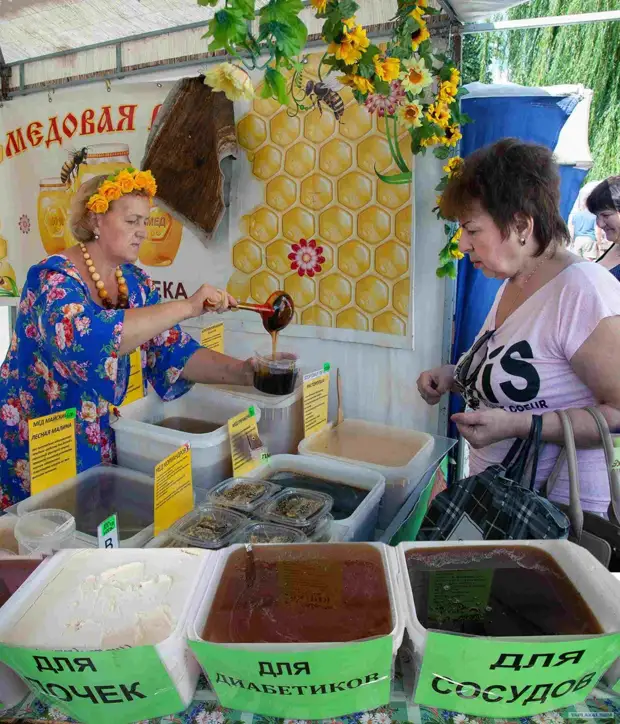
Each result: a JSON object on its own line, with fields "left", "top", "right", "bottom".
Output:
{"left": 0, "top": 169, "right": 253, "bottom": 508}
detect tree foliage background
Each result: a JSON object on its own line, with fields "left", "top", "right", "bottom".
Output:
{"left": 466, "top": 0, "right": 620, "bottom": 180}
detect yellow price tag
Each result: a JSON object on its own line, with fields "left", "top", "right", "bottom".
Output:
{"left": 119, "top": 349, "right": 144, "bottom": 407}
{"left": 612, "top": 439, "right": 620, "bottom": 471}
{"left": 303, "top": 367, "right": 330, "bottom": 437}
{"left": 200, "top": 322, "right": 224, "bottom": 353}
{"left": 29, "top": 409, "right": 77, "bottom": 495}
{"left": 228, "top": 407, "right": 265, "bottom": 476}
{"left": 154, "top": 443, "right": 194, "bottom": 536}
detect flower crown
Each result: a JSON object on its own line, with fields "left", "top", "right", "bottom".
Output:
{"left": 86, "top": 168, "right": 157, "bottom": 214}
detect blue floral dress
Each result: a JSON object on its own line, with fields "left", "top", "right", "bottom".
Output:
{"left": 0, "top": 255, "right": 200, "bottom": 509}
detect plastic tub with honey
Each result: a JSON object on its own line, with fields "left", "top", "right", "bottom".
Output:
{"left": 0, "top": 556, "right": 45, "bottom": 711}
{"left": 14, "top": 465, "right": 155, "bottom": 548}
{"left": 206, "top": 478, "right": 281, "bottom": 514}
{"left": 190, "top": 542, "right": 403, "bottom": 655}
{"left": 299, "top": 419, "right": 433, "bottom": 529}
{"left": 242, "top": 453, "right": 385, "bottom": 541}
{"left": 112, "top": 385, "right": 259, "bottom": 495}
{"left": 395, "top": 540, "right": 620, "bottom": 700}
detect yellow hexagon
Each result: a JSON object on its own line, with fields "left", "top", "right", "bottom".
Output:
{"left": 300, "top": 174, "right": 333, "bottom": 210}
{"left": 319, "top": 206, "right": 354, "bottom": 244}
{"left": 265, "top": 239, "right": 293, "bottom": 275}
{"left": 250, "top": 270, "right": 279, "bottom": 303}
{"left": 248, "top": 207, "right": 279, "bottom": 244}
{"left": 393, "top": 277, "right": 411, "bottom": 316}
{"left": 237, "top": 114, "right": 267, "bottom": 151}
{"left": 337, "top": 308, "right": 369, "bottom": 331}
{"left": 376, "top": 177, "right": 411, "bottom": 210}
{"left": 358, "top": 206, "right": 392, "bottom": 244}
{"left": 357, "top": 135, "right": 393, "bottom": 175}
{"left": 319, "top": 273, "right": 352, "bottom": 310}
{"left": 253, "top": 85, "right": 282, "bottom": 118}
{"left": 340, "top": 86, "right": 355, "bottom": 106}
{"left": 356, "top": 276, "right": 389, "bottom": 314}
{"left": 338, "top": 241, "right": 371, "bottom": 278}
{"left": 319, "top": 140, "right": 353, "bottom": 176}
{"left": 373, "top": 311, "right": 406, "bottom": 336}
{"left": 304, "top": 107, "right": 336, "bottom": 144}
{"left": 227, "top": 271, "right": 250, "bottom": 303}
{"left": 302, "top": 53, "right": 322, "bottom": 77}
{"left": 252, "top": 145, "right": 282, "bottom": 180}
{"left": 339, "top": 104, "right": 372, "bottom": 140}
{"left": 395, "top": 205, "right": 412, "bottom": 244}
{"left": 233, "top": 239, "right": 263, "bottom": 274}
{"left": 301, "top": 305, "right": 333, "bottom": 327}
{"left": 284, "top": 142, "right": 317, "bottom": 178}
{"left": 338, "top": 172, "right": 373, "bottom": 210}
{"left": 270, "top": 111, "right": 300, "bottom": 147}
{"left": 318, "top": 242, "right": 334, "bottom": 272}
{"left": 284, "top": 273, "right": 316, "bottom": 308}
{"left": 375, "top": 241, "right": 409, "bottom": 280}
{"left": 266, "top": 176, "right": 297, "bottom": 211}
{"left": 282, "top": 206, "right": 315, "bottom": 242}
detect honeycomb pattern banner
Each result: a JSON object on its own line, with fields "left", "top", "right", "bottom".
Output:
{"left": 227, "top": 52, "right": 414, "bottom": 343}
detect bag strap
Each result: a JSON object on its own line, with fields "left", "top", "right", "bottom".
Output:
{"left": 503, "top": 415, "right": 539, "bottom": 482}
{"left": 584, "top": 406, "right": 620, "bottom": 525}
{"left": 556, "top": 410, "right": 584, "bottom": 542}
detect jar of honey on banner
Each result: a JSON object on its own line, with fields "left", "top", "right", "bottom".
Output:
{"left": 138, "top": 206, "right": 183, "bottom": 267}
{"left": 76, "top": 143, "right": 131, "bottom": 188}
{"left": 37, "top": 178, "right": 71, "bottom": 255}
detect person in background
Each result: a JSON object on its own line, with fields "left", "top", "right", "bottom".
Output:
{"left": 417, "top": 139, "right": 620, "bottom": 518}
{"left": 568, "top": 198, "right": 601, "bottom": 261}
{"left": 587, "top": 175, "right": 620, "bottom": 281}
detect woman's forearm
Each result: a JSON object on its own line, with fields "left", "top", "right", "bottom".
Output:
{"left": 512, "top": 405, "right": 620, "bottom": 448}
{"left": 118, "top": 300, "right": 192, "bottom": 355}
{"left": 182, "top": 347, "right": 252, "bottom": 386}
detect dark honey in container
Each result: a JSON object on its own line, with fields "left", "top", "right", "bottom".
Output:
{"left": 203, "top": 543, "right": 392, "bottom": 643}
{"left": 156, "top": 417, "right": 221, "bottom": 434}
{"left": 406, "top": 546, "right": 602, "bottom": 636}
{"left": 253, "top": 352, "right": 299, "bottom": 396}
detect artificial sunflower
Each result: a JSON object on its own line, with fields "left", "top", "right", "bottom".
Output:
{"left": 399, "top": 57, "right": 432, "bottom": 95}
{"left": 310, "top": 0, "right": 328, "bottom": 11}
{"left": 450, "top": 68, "right": 461, "bottom": 86}
{"left": 203, "top": 62, "right": 254, "bottom": 101}
{"left": 410, "top": 7, "right": 425, "bottom": 23}
{"left": 442, "top": 124, "right": 463, "bottom": 147}
{"left": 329, "top": 22, "right": 370, "bottom": 65}
{"left": 426, "top": 101, "right": 451, "bottom": 129}
{"left": 340, "top": 74, "right": 374, "bottom": 94}
{"left": 443, "top": 157, "right": 464, "bottom": 177}
{"left": 398, "top": 101, "right": 423, "bottom": 128}
{"left": 438, "top": 80, "right": 458, "bottom": 104}
{"left": 411, "top": 23, "right": 431, "bottom": 51}
{"left": 420, "top": 134, "right": 441, "bottom": 148}
{"left": 373, "top": 55, "right": 401, "bottom": 83}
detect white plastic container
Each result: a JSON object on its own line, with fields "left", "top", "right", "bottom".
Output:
{"left": 15, "top": 465, "right": 155, "bottom": 548}
{"left": 0, "top": 515, "right": 19, "bottom": 555}
{"left": 244, "top": 454, "right": 385, "bottom": 541}
{"left": 14, "top": 510, "right": 76, "bottom": 555}
{"left": 190, "top": 542, "right": 404, "bottom": 658}
{"left": 0, "top": 549, "right": 218, "bottom": 712}
{"left": 112, "top": 385, "right": 260, "bottom": 494}
{"left": 206, "top": 382, "right": 303, "bottom": 456}
{"left": 299, "top": 420, "right": 433, "bottom": 529}
{"left": 396, "top": 540, "right": 620, "bottom": 700}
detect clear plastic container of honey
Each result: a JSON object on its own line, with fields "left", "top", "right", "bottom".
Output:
{"left": 76, "top": 143, "right": 131, "bottom": 188}
{"left": 138, "top": 205, "right": 183, "bottom": 267}
{"left": 37, "top": 178, "right": 71, "bottom": 255}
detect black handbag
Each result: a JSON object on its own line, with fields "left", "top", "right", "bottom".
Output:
{"left": 540, "top": 408, "right": 620, "bottom": 570}
{"left": 417, "top": 415, "right": 570, "bottom": 542}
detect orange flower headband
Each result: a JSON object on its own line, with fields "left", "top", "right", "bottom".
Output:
{"left": 86, "top": 168, "right": 157, "bottom": 214}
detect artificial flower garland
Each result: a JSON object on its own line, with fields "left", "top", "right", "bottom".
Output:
{"left": 86, "top": 168, "right": 158, "bottom": 215}
{"left": 198, "top": 0, "right": 468, "bottom": 277}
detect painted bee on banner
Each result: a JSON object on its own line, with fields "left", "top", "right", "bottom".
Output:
{"left": 60, "top": 147, "right": 89, "bottom": 187}
{"left": 304, "top": 78, "right": 345, "bottom": 121}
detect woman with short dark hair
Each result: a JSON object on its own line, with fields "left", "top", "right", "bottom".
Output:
{"left": 417, "top": 138, "right": 620, "bottom": 516}
{"left": 587, "top": 175, "right": 620, "bottom": 280}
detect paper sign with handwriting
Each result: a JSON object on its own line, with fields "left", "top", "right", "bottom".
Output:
{"left": 29, "top": 409, "right": 77, "bottom": 495}
{"left": 154, "top": 443, "right": 193, "bottom": 536}
{"left": 228, "top": 407, "right": 264, "bottom": 476}
{"left": 200, "top": 322, "right": 224, "bottom": 353}
{"left": 303, "top": 364, "right": 330, "bottom": 438}
{"left": 119, "top": 349, "right": 144, "bottom": 407}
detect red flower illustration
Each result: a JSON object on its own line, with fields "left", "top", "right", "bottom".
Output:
{"left": 288, "top": 239, "right": 325, "bottom": 278}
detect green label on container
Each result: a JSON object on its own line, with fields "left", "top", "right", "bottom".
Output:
{"left": 189, "top": 636, "right": 393, "bottom": 719}
{"left": 0, "top": 645, "right": 184, "bottom": 724}
{"left": 416, "top": 631, "right": 620, "bottom": 717}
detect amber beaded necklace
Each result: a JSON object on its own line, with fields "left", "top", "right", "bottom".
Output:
{"left": 79, "top": 242, "right": 129, "bottom": 310}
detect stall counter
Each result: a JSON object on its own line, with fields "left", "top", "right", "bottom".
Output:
{"left": 0, "top": 676, "right": 618, "bottom": 724}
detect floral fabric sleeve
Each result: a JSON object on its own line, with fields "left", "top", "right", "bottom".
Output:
{"left": 30, "top": 268, "right": 126, "bottom": 404}
{"left": 135, "top": 272, "right": 201, "bottom": 401}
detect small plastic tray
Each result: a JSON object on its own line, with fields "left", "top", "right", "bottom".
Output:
{"left": 257, "top": 488, "right": 332, "bottom": 530}
{"left": 207, "top": 478, "right": 280, "bottom": 513}
{"left": 234, "top": 522, "right": 307, "bottom": 544}
{"left": 169, "top": 506, "right": 248, "bottom": 549}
